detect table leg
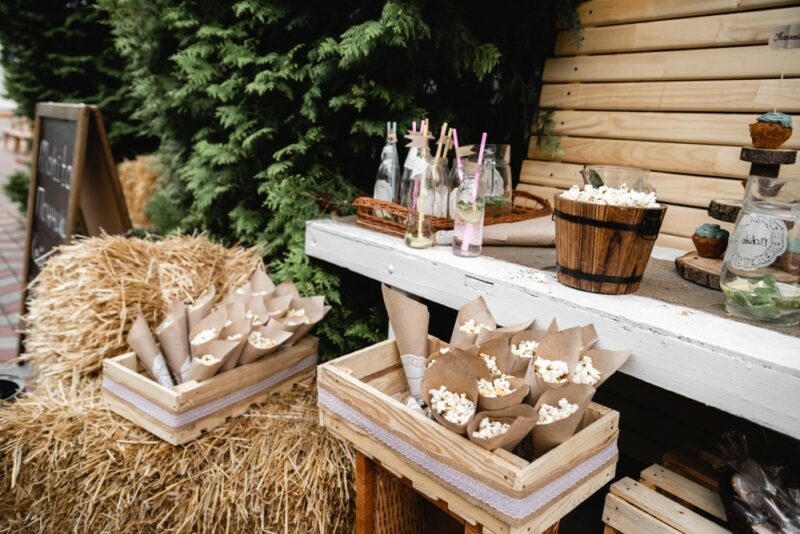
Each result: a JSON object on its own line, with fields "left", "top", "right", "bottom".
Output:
{"left": 355, "top": 452, "right": 376, "bottom": 534}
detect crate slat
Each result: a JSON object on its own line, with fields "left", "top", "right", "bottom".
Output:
{"left": 577, "top": 0, "right": 797, "bottom": 27}
{"left": 640, "top": 466, "right": 727, "bottom": 521}
{"left": 603, "top": 492, "right": 682, "bottom": 534}
{"left": 539, "top": 79, "right": 800, "bottom": 112}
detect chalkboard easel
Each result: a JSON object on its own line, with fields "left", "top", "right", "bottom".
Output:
{"left": 19, "top": 103, "right": 131, "bottom": 352}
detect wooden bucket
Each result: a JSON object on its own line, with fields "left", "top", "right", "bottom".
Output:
{"left": 553, "top": 196, "right": 667, "bottom": 295}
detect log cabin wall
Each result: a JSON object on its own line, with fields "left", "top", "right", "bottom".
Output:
{"left": 522, "top": 0, "right": 800, "bottom": 250}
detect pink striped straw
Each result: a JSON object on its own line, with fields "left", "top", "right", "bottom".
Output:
{"left": 452, "top": 128, "right": 463, "bottom": 170}
{"left": 412, "top": 121, "right": 417, "bottom": 133}
{"left": 461, "top": 132, "right": 487, "bottom": 253}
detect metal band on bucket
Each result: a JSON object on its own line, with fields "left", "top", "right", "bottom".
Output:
{"left": 556, "top": 264, "right": 643, "bottom": 285}
{"left": 553, "top": 209, "right": 664, "bottom": 240}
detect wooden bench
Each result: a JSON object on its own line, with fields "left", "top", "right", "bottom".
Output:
{"left": 603, "top": 449, "right": 730, "bottom": 533}
{"left": 522, "top": 0, "right": 800, "bottom": 250}
{"left": 2, "top": 117, "right": 32, "bottom": 154}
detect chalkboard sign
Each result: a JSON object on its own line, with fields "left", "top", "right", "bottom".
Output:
{"left": 20, "top": 103, "right": 131, "bottom": 348}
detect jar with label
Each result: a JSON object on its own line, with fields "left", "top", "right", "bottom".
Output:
{"left": 720, "top": 175, "right": 800, "bottom": 325}
{"left": 481, "top": 144, "right": 513, "bottom": 217}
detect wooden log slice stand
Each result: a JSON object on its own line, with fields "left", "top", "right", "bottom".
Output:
{"left": 675, "top": 147, "right": 797, "bottom": 290}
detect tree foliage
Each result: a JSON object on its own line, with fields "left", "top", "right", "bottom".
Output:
{"left": 100, "top": 0, "right": 566, "bottom": 358}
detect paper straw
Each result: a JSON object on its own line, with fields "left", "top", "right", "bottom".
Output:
{"left": 460, "top": 132, "right": 487, "bottom": 253}
{"left": 433, "top": 123, "right": 448, "bottom": 163}
{"left": 452, "top": 129, "right": 463, "bottom": 170}
{"left": 441, "top": 127, "right": 453, "bottom": 161}
{"left": 412, "top": 121, "right": 417, "bottom": 133}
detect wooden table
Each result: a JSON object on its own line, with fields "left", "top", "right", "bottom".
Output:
{"left": 306, "top": 218, "right": 800, "bottom": 440}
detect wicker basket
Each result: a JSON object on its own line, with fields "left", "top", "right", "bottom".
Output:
{"left": 352, "top": 190, "right": 551, "bottom": 238}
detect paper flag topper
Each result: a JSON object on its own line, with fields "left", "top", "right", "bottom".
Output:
{"left": 405, "top": 131, "right": 432, "bottom": 149}
{"left": 456, "top": 144, "right": 476, "bottom": 158}
{"left": 770, "top": 25, "right": 800, "bottom": 49}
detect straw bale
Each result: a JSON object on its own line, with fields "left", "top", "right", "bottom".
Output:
{"left": 0, "top": 382, "right": 355, "bottom": 533}
{"left": 117, "top": 155, "right": 160, "bottom": 227}
{"left": 20, "top": 234, "right": 262, "bottom": 385}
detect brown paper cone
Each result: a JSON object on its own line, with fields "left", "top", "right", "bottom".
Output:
{"left": 225, "top": 299, "right": 246, "bottom": 325}
{"left": 476, "top": 338, "right": 513, "bottom": 376}
{"left": 574, "top": 348, "right": 631, "bottom": 388}
{"left": 189, "top": 308, "right": 227, "bottom": 358}
{"left": 382, "top": 284, "right": 429, "bottom": 360}
{"left": 128, "top": 314, "right": 174, "bottom": 389}
{"left": 278, "top": 297, "right": 329, "bottom": 345}
{"left": 478, "top": 376, "right": 530, "bottom": 411}
{"left": 187, "top": 285, "right": 216, "bottom": 332}
{"left": 467, "top": 405, "right": 537, "bottom": 452}
{"left": 475, "top": 319, "right": 534, "bottom": 345}
{"left": 154, "top": 300, "right": 191, "bottom": 382}
{"left": 224, "top": 281, "right": 252, "bottom": 304}
{"left": 421, "top": 359, "right": 478, "bottom": 435}
{"left": 274, "top": 281, "right": 300, "bottom": 300}
{"left": 245, "top": 296, "right": 270, "bottom": 327}
{"left": 237, "top": 322, "right": 293, "bottom": 365}
{"left": 427, "top": 348, "right": 493, "bottom": 382}
{"left": 219, "top": 319, "right": 252, "bottom": 371}
{"left": 531, "top": 384, "right": 595, "bottom": 457}
{"left": 185, "top": 340, "right": 240, "bottom": 382}
{"left": 580, "top": 324, "right": 598, "bottom": 353}
{"left": 450, "top": 297, "right": 496, "bottom": 346}
{"left": 250, "top": 267, "right": 276, "bottom": 297}
{"left": 265, "top": 294, "right": 292, "bottom": 319}
{"left": 533, "top": 326, "right": 583, "bottom": 392}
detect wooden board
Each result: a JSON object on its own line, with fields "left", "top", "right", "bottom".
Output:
{"left": 578, "top": 0, "right": 798, "bottom": 27}
{"left": 675, "top": 252, "right": 723, "bottom": 290}
{"left": 708, "top": 199, "right": 742, "bottom": 223}
{"left": 544, "top": 46, "right": 798, "bottom": 83}
{"left": 549, "top": 111, "right": 800, "bottom": 150}
{"left": 556, "top": 7, "right": 800, "bottom": 55}
{"left": 527, "top": 137, "right": 800, "bottom": 180}
{"left": 539, "top": 79, "right": 800, "bottom": 112}
{"left": 640, "top": 466, "right": 727, "bottom": 521}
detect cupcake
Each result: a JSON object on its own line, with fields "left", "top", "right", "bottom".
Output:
{"left": 692, "top": 224, "right": 729, "bottom": 259}
{"left": 749, "top": 112, "right": 793, "bottom": 149}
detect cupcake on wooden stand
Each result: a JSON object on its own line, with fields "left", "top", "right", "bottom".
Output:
{"left": 749, "top": 112, "right": 793, "bottom": 149}
{"left": 692, "top": 224, "right": 729, "bottom": 259}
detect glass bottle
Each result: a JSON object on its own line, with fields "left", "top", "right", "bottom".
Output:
{"left": 372, "top": 121, "right": 400, "bottom": 219}
{"left": 399, "top": 129, "right": 420, "bottom": 209}
{"left": 446, "top": 164, "right": 463, "bottom": 219}
{"left": 452, "top": 169, "right": 486, "bottom": 257}
{"left": 720, "top": 175, "right": 800, "bottom": 325}
{"left": 404, "top": 143, "right": 434, "bottom": 249}
{"left": 431, "top": 157, "right": 450, "bottom": 218}
{"left": 482, "top": 144, "right": 513, "bottom": 217}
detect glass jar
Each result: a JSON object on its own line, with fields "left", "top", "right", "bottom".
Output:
{"left": 452, "top": 169, "right": 486, "bottom": 257}
{"left": 372, "top": 121, "right": 400, "bottom": 218}
{"left": 404, "top": 145, "right": 434, "bottom": 249}
{"left": 481, "top": 144, "right": 512, "bottom": 217}
{"left": 720, "top": 175, "right": 800, "bottom": 325}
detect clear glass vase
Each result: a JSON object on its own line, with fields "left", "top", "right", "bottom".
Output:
{"left": 404, "top": 145, "right": 434, "bottom": 249}
{"left": 372, "top": 121, "right": 400, "bottom": 218}
{"left": 481, "top": 144, "right": 512, "bottom": 217}
{"left": 720, "top": 175, "right": 800, "bottom": 325}
{"left": 452, "top": 169, "right": 486, "bottom": 257}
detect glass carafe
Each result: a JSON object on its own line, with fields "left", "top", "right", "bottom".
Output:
{"left": 720, "top": 175, "right": 800, "bottom": 325}
{"left": 372, "top": 121, "right": 400, "bottom": 218}
{"left": 404, "top": 145, "right": 434, "bottom": 248}
{"left": 481, "top": 145, "right": 512, "bottom": 217}
{"left": 452, "top": 169, "right": 486, "bottom": 257}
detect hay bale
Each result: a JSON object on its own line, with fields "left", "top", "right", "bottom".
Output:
{"left": 2, "top": 234, "right": 356, "bottom": 533}
{"left": 21, "top": 234, "right": 262, "bottom": 384}
{"left": 117, "top": 155, "right": 160, "bottom": 227}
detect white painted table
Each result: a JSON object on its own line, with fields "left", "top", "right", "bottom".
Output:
{"left": 306, "top": 218, "right": 800, "bottom": 440}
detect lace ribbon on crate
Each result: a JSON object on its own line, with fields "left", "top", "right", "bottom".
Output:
{"left": 103, "top": 353, "right": 318, "bottom": 428}
{"left": 318, "top": 386, "right": 617, "bottom": 523}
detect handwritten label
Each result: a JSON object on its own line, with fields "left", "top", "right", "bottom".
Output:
{"left": 730, "top": 214, "right": 787, "bottom": 271}
{"left": 770, "top": 24, "right": 800, "bottom": 49}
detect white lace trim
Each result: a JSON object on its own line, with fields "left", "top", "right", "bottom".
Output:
{"left": 318, "top": 386, "right": 617, "bottom": 522}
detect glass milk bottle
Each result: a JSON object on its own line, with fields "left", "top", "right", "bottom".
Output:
{"left": 446, "top": 164, "right": 463, "bottom": 219}
{"left": 720, "top": 175, "right": 800, "bottom": 325}
{"left": 372, "top": 122, "right": 400, "bottom": 218}
{"left": 482, "top": 144, "right": 513, "bottom": 217}
{"left": 403, "top": 144, "right": 434, "bottom": 249}
{"left": 452, "top": 168, "right": 486, "bottom": 257}
{"left": 431, "top": 157, "right": 450, "bottom": 218}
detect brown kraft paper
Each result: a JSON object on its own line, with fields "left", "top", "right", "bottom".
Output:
{"left": 467, "top": 404, "right": 537, "bottom": 452}
{"left": 382, "top": 285, "right": 430, "bottom": 401}
{"left": 279, "top": 296, "right": 329, "bottom": 345}
{"left": 274, "top": 281, "right": 300, "bottom": 300}
{"left": 237, "top": 322, "right": 293, "bottom": 366}
{"left": 186, "top": 340, "right": 240, "bottom": 382}
{"left": 532, "top": 326, "right": 583, "bottom": 393}
{"left": 245, "top": 296, "right": 270, "bottom": 327}
{"left": 224, "top": 281, "right": 252, "bottom": 304}
{"left": 450, "top": 297, "right": 496, "bottom": 346}
{"left": 478, "top": 376, "right": 530, "bottom": 412}
{"left": 426, "top": 348, "right": 493, "bottom": 382}
{"left": 250, "top": 267, "right": 276, "bottom": 297}
{"left": 265, "top": 294, "right": 292, "bottom": 318}
{"left": 577, "top": 348, "right": 631, "bottom": 388}
{"left": 226, "top": 299, "right": 246, "bottom": 324}
{"left": 154, "top": 300, "right": 192, "bottom": 382}
{"left": 531, "top": 384, "right": 595, "bottom": 457}
{"left": 128, "top": 313, "right": 174, "bottom": 389}
{"left": 189, "top": 308, "right": 227, "bottom": 358}
{"left": 219, "top": 318, "right": 252, "bottom": 371}
{"left": 421, "top": 359, "right": 479, "bottom": 435}
{"left": 475, "top": 318, "right": 534, "bottom": 345}
{"left": 187, "top": 285, "right": 216, "bottom": 331}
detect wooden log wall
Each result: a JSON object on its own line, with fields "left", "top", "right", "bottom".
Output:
{"left": 523, "top": 0, "right": 800, "bottom": 250}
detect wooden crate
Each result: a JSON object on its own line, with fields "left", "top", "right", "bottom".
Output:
{"left": 317, "top": 338, "right": 620, "bottom": 534}
{"left": 102, "top": 336, "right": 318, "bottom": 445}
{"left": 603, "top": 454, "right": 730, "bottom": 534}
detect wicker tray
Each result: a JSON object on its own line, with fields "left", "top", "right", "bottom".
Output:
{"left": 352, "top": 190, "right": 552, "bottom": 238}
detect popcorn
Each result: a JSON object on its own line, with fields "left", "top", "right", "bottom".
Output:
{"left": 531, "top": 272, "right": 546, "bottom": 283}
{"left": 428, "top": 385, "right": 475, "bottom": 426}
{"left": 534, "top": 357, "right": 570, "bottom": 384}
{"left": 561, "top": 184, "right": 658, "bottom": 208}
{"left": 439, "top": 347, "right": 449, "bottom": 353}
{"left": 248, "top": 330, "right": 277, "bottom": 349}
{"left": 427, "top": 359, "right": 437, "bottom": 368}
{"left": 252, "top": 290, "right": 270, "bottom": 297}
{"left": 538, "top": 398, "right": 579, "bottom": 424}
{"left": 477, "top": 377, "right": 513, "bottom": 398}
{"left": 224, "top": 319, "right": 233, "bottom": 328}
{"left": 571, "top": 356, "right": 602, "bottom": 386}
{"left": 226, "top": 333, "right": 243, "bottom": 341}
{"left": 286, "top": 308, "right": 306, "bottom": 318}
{"left": 479, "top": 353, "right": 502, "bottom": 376}
{"left": 191, "top": 328, "right": 218, "bottom": 346}
{"left": 245, "top": 310, "right": 264, "bottom": 326}
{"left": 459, "top": 319, "right": 493, "bottom": 335}
{"left": 472, "top": 417, "right": 510, "bottom": 440}
{"left": 285, "top": 308, "right": 310, "bottom": 326}
{"left": 511, "top": 340, "right": 539, "bottom": 359}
